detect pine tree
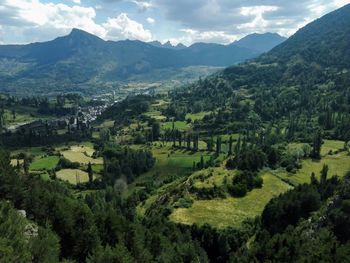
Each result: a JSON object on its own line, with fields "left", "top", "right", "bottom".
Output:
{"left": 200, "top": 156, "right": 204, "bottom": 169}
{"left": 207, "top": 137, "right": 214, "bottom": 151}
{"left": 234, "top": 137, "right": 241, "bottom": 156}
{"left": 152, "top": 122, "right": 160, "bottom": 141}
{"left": 228, "top": 136, "right": 233, "bottom": 156}
{"left": 23, "top": 157, "right": 29, "bottom": 176}
{"left": 178, "top": 132, "right": 182, "bottom": 147}
{"left": 320, "top": 164, "right": 328, "bottom": 185}
{"left": 87, "top": 162, "right": 93, "bottom": 184}
{"left": 193, "top": 134, "right": 199, "bottom": 151}
{"left": 310, "top": 172, "right": 318, "bottom": 185}
{"left": 187, "top": 134, "right": 191, "bottom": 150}
{"left": 312, "top": 129, "right": 322, "bottom": 159}
{"left": 172, "top": 130, "right": 176, "bottom": 147}
{"left": 216, "top": 136, "right": 222, "bottom": 156}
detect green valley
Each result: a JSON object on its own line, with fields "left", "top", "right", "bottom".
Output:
{"left": 1, "top": 3, "right": 350, "bottom": 263}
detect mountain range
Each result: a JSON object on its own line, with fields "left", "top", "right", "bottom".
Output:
{"left": 148, "top": 41, "right": 187, "bottom": 50}
{"left": 0, "top": 31, "right": 285, "bottom": 94}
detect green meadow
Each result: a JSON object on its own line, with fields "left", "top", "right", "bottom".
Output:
{"left": 278, "top": 140, "right": 350, "bottom": 185}
{"left": 185, "top": 112, "right": 211, "bottom": 121}
{"left": 29, "top": 156, "right": 60, "bottom": 171}
{"left": 169, "top": 173, "right": 292, "bottom": 228}
{"left": 161, "top": 121, "right": 189, "bottom": 131}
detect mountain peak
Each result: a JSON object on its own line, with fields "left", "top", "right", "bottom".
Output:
{"left": 148, "top": 40, "right": 186, "bottom": 50}
{"left": 233, "top": 32, "right": 287, "bottom": 53}
{"left": 67, "top": 28, "right": 103, "bottom": 42}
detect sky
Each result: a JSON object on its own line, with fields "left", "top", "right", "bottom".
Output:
{"left": 0, "top": 0, "right": 349, "bottom": 45}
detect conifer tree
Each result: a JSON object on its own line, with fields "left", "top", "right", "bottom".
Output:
{"left": 228, "top": 136, "right": 233, "bottom": 156}
{"left": 87, "top": 162, "right": 93, "bottom": 184}
{"left": 216, "top": 136, "right": 222, "bottom": 156}
{"left": 312, "top": 129, "right": 322, "bottom": 159}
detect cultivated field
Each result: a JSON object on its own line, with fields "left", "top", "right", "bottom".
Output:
{"left": 56, "top": 169, "right": 90, "bottom": 184}
{"left": 161, "top": 121, "right": 190, "bottom": 131}
{"left": 60, "top": 144, "right": 103, "bottom": 165}
{"left": 169, "top": 173, "right": 292, "bottom": 228}
{"left": 277, "top": 140, "right": 350, "bottom": 185}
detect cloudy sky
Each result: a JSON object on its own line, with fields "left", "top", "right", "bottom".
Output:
{"left": 0, "top": 0, "right": 349, "bottom": 45}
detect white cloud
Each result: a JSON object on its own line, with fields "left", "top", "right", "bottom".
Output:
{"left": 154, "top": 0, "right": 350, "bottom": 42}
{"left": 132, "top": 0, "right": 152, "bottom": 12}
{"left": 103, "top": 13, "right": 152, "bottom": 41}
{"left": 333, "top": 0, "right": 350, "bottom": 7}
{"left": 1, "top": 0, "right": 350, "bottom": 45}
{"left": 0, "top": 0, "right": 106, "bottom": 43}
{"left": 146, "top": 17, "right": 155, "bottom": 24}
{"left": 168, "top": 29, "right": 238, "bottom": 46}
{"left": 238, "top": 6, "right": 279, "bottom": 31}
{"left": 0, "top": 0, "right": 153, "bottom": 44}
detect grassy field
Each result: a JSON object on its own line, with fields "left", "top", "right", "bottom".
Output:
{"left": 56, "top": 169, "right": 90, "bottom": 184}
{"left": 144, "top": 111, "right": 167, "bottom": 121}
{"left": 60, "top": 144, "right": 103, "bottom": 165}
{"left": 169, "top": 173, "right": 292, "bottom": 228}
{"left": 277, "top": 140, "right": 350, "bottom": 185}
{"left": 273, "top": 151, "right": 350, "bottom": 185}
{"left": 151, "top": 99, "right": 169, "bottom": 107}
{"left": 127, "top": 144, "right": 213, "bottom": 195}
{"left": 4, "top": 106, "right": 52, "bottom": 127}
{"left": 185, "top": 112, "right": 211, "bottom": 121}
{"left": 221, "top": 134, "right": 241, "bottom": 142}
{"left": 4, "top": 110, "right": 34, "bottom": 126}
{"left": 92, "top": 164, "right": 104, "bottom": 173}
{"left": 167, "top": 150, "right": 212, "bottom": 168}
{"left": 321, "top": 140, "right": 345, "bottom": 156}
{"left": 95, "top": 120, "right": 115, "bottom": 129}
{"left": 192, "top": 167, "right": 237, "bottom": 189}
{"left": 30, "top": 156, "right": 60, "bottom": 171}
{"left": 161, "top": 121, "right": 189, "bottom": 131}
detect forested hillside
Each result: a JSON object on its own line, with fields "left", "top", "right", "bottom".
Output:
{"left": 168, "top": 4, "right": 350, "bottom": 143}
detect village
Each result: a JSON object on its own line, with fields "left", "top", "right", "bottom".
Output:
{"left": 6, "top": 104, "right": 108, "bottom": 135}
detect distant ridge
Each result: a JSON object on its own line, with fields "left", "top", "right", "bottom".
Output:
{"left": 148, "top": 41, "right": 187, "bottom": 50}
{"left": 232, "top": 32, "right": 287, "bottom": 53}
{"left": 0, "top": 29, "right": 285, "bottom": 93}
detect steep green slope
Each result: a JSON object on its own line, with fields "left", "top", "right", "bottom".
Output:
{"left": 168, "top": 4, "right": 350, "bottom": 142}
{"left": 267, "top": 4, "right": 350, "bottom": 67}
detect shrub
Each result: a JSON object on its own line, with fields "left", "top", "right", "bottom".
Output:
{"left": 253, "top": 176, "right": 263, "bottom": 188}
{"left": 174, "top": 197, "right": 193, "bottom": 208}
{"left": 286, "top": 164, "right": 296, "bottom": 173}
{"left": 57, "top": 157, "right": 80, "bottom": 170}
{"left": 228, "top": 183, "right": 247, "bottom": 197}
